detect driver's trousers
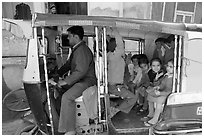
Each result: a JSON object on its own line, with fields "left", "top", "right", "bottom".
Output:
{"left": 58, "top": 82, "right": 91, "bottom": 133}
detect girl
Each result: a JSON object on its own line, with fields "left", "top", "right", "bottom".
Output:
{"left": 144, "top": 59, "right": 174, "bottom": 126}
{"left": 148, "top": 58, "right": 165, "bottom": 86}
{"left": 141, "top": 58, "right": 164, "bottom": 121}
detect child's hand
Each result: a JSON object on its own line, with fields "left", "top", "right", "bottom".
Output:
{"left": 146, "top": 86, "right": 153, "bottom": 93}
{"left": 153, "top": 86, "right": 160, "bottom": 91}
{"left": 154, "top": 90, "right": 160, "bottom": 96}
{"left": 155, "top": 72, "right": 163, "bottom": 80}
{"left": 161, "top": 46, "right": 166, "bottom": 56}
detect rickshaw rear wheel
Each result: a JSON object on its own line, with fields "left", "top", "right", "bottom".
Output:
{"left": 3, "top": 87, "right": 30, "bottom": 112}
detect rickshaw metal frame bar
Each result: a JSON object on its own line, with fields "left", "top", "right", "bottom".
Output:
{"left": 41, "top": 27, "right": 54, "bottom": 135}
{"left": 95, "top": 26, "right": 102, "bottom": 122}
{"left": 139, "top": 41, "right": 141, "bottom": 54}
{"left": 153, "top": 128, "right": 202, "bottom": 135}
{"left": 103, "top": 27, "right": 109, "bottom": 130}
{"left": 103, "top": 27, "right": 108, "bottom": 94}
{"left": 172, "top": 35, "right": 178, "bottom": 93}
{"left": 141, "top": 41, "right": 143, "bottom": 54}
{"left": 176, "top": 36, "right": 182, "bottom": 92}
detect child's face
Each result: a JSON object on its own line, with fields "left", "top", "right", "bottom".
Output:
{"left": 166, "top": 61, "right": 174, "bottom": 74}
{"left": 140, "top": 63, "right": 149, "bottom": 72}
{"left": 151, "top": 61, "right": 161, "bottom": 73}
{"left": 132, "top": 58, "right": 139, "bottom": 66}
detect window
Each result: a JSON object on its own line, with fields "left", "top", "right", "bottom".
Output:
{"left": 124, "top": 40, "right": 139, "bottom": 55}
{"left": 50, "top": 2, "right": 87, "bottom": 15}
{"left": 175, "top": 11, "right": 193, "bottom": 23}
{"left": 174, "top": 2, "right": 196, "bottom": 23}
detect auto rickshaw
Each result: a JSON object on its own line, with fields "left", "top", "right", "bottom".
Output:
{"left": 2, "top": 13, "right": 202, "bottom": 135}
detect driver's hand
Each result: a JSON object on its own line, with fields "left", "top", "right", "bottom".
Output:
{"left": 57, "top": 79, "right": 67, "bottom": 88}
{"left": 48, "top": 78, "right": 57, "bottom": 86}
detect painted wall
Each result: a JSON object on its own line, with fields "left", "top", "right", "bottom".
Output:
{"left": 2, "top": 30, "right": 27, "bottom": 97}
{"left": 2, "top": 30, "right": 27, "bottom": 56}
{"left": 2, "top": 2, "right": 45, "bottom": 19}
{"left": 88, "top": 2, "right": 121, "bottom": 17}
{"left": 88, "top": 2, "right": 151, "bottom": 19}
{"left": 123, "top": 2, "right": 151, "bottom": 19}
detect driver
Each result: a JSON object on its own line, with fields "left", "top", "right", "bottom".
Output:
{"left": 55, "top": 26, "right": 96, "bottom": 135}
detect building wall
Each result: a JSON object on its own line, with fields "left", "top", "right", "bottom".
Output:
{"left": 2, "top": 2, "right": 34, "bottom": 19}
{"left": 194, "top": 2, "right": 202, "bottom": 24}
{"left": 2, "top": 2, "right": 45, "bottom": 19}
{"left": 123, "top": 2, "right": 151, "bottom": 19}
{"left": 163, "top": 2, "right": 175, "bottom": 22}
{"left": 88, "top": 2, "right": 151, "bottom": 19}
{"left": 151, "top": 2, "right": 163, "bottom": 21}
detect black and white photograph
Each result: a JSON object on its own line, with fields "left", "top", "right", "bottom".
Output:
{"left": 1, "top": 1, "right": 202, "bottom": 135}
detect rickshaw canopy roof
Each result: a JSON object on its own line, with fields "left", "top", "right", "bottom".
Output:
{"left": 33, "top": 13, "right": 201, "bottom": 35}
{"left": 2, "top": 13, "right": 202, "bottom": 39}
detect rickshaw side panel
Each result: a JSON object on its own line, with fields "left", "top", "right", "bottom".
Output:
{"left": 182, "top": 33, "right": 202, "bottom": 94}
{"left": 163, "top": 102, "right": 202, "bottom": 121}
{"left": 23, "top": 83, "right": 48, "bottom": 134}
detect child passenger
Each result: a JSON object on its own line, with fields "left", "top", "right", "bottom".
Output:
{"left": 148, "top": 58, "right": 165, "bottom": 86}
{"left": 135, "top": 57, "right": 150, "bottom": 113}
{"left": 144, "top": 59, "right": 174, "bottom": 126}
{"left": 141, "top": 58, "right": 164, "bottom": 120}
{"left": 127, "top": 54, "right": 143, "bottom": 93}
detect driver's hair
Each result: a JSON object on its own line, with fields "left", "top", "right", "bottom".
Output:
{"left": 67, "top": 26, "right": 84, "bottom": 40}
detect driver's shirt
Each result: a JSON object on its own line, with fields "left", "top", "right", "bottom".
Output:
{"left": 107, "top": 29, "right": 125, "bottom": 85}
{"left": 57, "top": 41, "right": 96, "bottom": 87}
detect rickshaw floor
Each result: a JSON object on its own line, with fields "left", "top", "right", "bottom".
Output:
{"left": 111, "top": 105, "right": 148, "bottom": 129}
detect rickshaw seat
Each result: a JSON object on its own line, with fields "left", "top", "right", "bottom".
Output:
{"left": 75, "top": 85, "right": 98, "bottom": 127}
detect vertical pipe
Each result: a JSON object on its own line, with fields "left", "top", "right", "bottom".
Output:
{"left": 103, "top": 27, "right": 108, "bottom": 95}
{"left": 177, "top": 36, "right": 182, "bottom": 92}
{"left": 103, "top": 27, "right": 109, "bottom": 130}
{"left": 143, "top": 40, "right": 145, "bottom": 53}
{"left": 172, "top": 35, "right": 178, "bottom": 93}
{"left": 42, "top": 27, "right": 54, "bottom": 135}
{"left": 95, "top": 26, "right": 101, "bottom": 122}
{"left": 139, "top": 41, "right": 141, "bottom": 54}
